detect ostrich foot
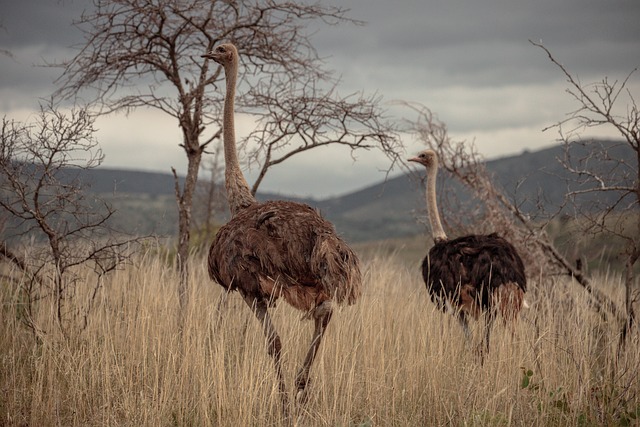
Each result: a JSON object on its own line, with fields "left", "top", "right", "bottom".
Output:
{"left": 295, "top": 374, "right": 312, "bottom": 406}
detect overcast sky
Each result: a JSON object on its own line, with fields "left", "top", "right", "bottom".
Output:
{"left": 1, "top": 0, "right": 639, "bottom": 198}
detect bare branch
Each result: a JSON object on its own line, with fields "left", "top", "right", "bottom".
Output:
{"left": 532, "top": 41, "right": 639, "bottom": 342}
{"left": 1, "top": 101, "right": 143, "bottom": 334}
{"left": 243, "top": 77, "right": 400, "bottom": 194}
{"left": 51, "top": 0, "right": 399, "bottom": 317}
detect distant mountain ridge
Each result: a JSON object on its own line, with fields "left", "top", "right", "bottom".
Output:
{"left": 81, "top": 169, "right": 184, "bottom": 196}
{"left": 77, "top": 140, "right": 635, "bottom": 242}
{"left": 313, "top": 140, "right": 634, "bottom": 240}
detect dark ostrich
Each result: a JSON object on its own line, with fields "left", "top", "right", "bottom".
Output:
{"left": 409, "top": 149, "right": 527, "bottom": 356}
{"left": 202, "top": 44, "right": 362, "bottom": 414}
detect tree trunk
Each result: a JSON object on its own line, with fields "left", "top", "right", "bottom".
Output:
{"left": 173, "top": 131, "right": 204, "bottom": 326}
{"left": 618, "top": 251, "right": 639, "bottom": 352}
{"left": 49, "top": 237, "right": 65, "bottom": 331}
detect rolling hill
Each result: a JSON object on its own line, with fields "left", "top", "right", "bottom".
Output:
{"left": 22, "top": 140, "right": 634, "bottom": 243}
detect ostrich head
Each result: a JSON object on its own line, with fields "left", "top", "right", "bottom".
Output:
{"left": 408, "top": 149, "right": 438, "bottom": 169}
{"left": 201, "top": 43, "right": 238, "bottom": 66}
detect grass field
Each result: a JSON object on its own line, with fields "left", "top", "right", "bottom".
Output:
{"left": 1, "top": 244, "right": 639, "bottom": 426}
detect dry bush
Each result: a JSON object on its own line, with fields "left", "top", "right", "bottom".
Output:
{"left": 1, "top": 245, "right": 638, "bottom": 426}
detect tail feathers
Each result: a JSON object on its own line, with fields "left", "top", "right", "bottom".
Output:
{"left": 310, "top": 236, "right": 362, "bottom": 305}
{"left": 492, "top": 282, "right": 526, "bottom": 321}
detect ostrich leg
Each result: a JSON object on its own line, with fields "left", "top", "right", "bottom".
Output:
{"left": 242, "top": 295, "right": 290, "bottom": 416}
{"left": 479, "top": 312, "right": 496, "bottom": 364}
{"left": 295, "top": 301, "right": 333, "bottom": 406}
{"left": 457, "top": 311, "right": 471, "bottom": 341}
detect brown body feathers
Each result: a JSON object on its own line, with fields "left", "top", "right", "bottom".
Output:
{"left": 202, "top": 43, "right": 362, "bottom": 412}
{"left": 208, "top": 200, "right": 361, "bottom": 311}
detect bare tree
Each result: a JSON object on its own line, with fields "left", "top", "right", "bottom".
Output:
{"left": 53, "top": 0, "right": 400, "bottom": 316}
{"left": 0, "top": 101, "right": 139, "bottom": 336}
{"left": 532, "top": 41, "right": 639, "bottom": 346}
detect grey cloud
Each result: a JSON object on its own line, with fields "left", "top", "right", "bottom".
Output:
{"left": 1, "top": 0, "right": 638, "bottom": 197}
{"left": 0, "top": 1, "right": 85, "bottom": 47}
{"left": 315, "top": 0, "right": 640, "bottom": 89}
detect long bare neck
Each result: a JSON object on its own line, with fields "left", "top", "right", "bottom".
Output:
{"left": 425, "top": 161, "right": 447, "bottom": 243}
{"left": 222, "top": 59, "right": 256, "bottom": 216}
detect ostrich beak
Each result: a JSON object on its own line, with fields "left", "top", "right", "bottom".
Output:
{"left": 407, "top": 156, "right": 420, "bottom": 163}
{"left": 201, "top": 52, "right": 214, "bottom": 59}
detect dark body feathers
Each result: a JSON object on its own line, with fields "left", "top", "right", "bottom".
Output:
{"left": 422, "top": 233, "right": 526, "bottom": 319}
{"left": 409, "top": 149, "right": 526, "bottom": 356}
{"left": 208, "top": 200, "right": 361, "bottom": 311}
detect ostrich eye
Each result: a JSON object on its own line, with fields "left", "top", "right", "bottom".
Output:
{"left": 216, "top": 46, "right": 225, "bottom": 53}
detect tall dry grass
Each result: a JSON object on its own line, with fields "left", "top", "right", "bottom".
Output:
{"left": 1, "top": 245, "right": 638, "bottom": 426}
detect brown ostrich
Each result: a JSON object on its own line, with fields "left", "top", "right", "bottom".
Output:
{"left": 202, "top": 43, "right": 362, "bottom": 413}
{"left": 409, "top": 149, "right": 527, "bottom": 357}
